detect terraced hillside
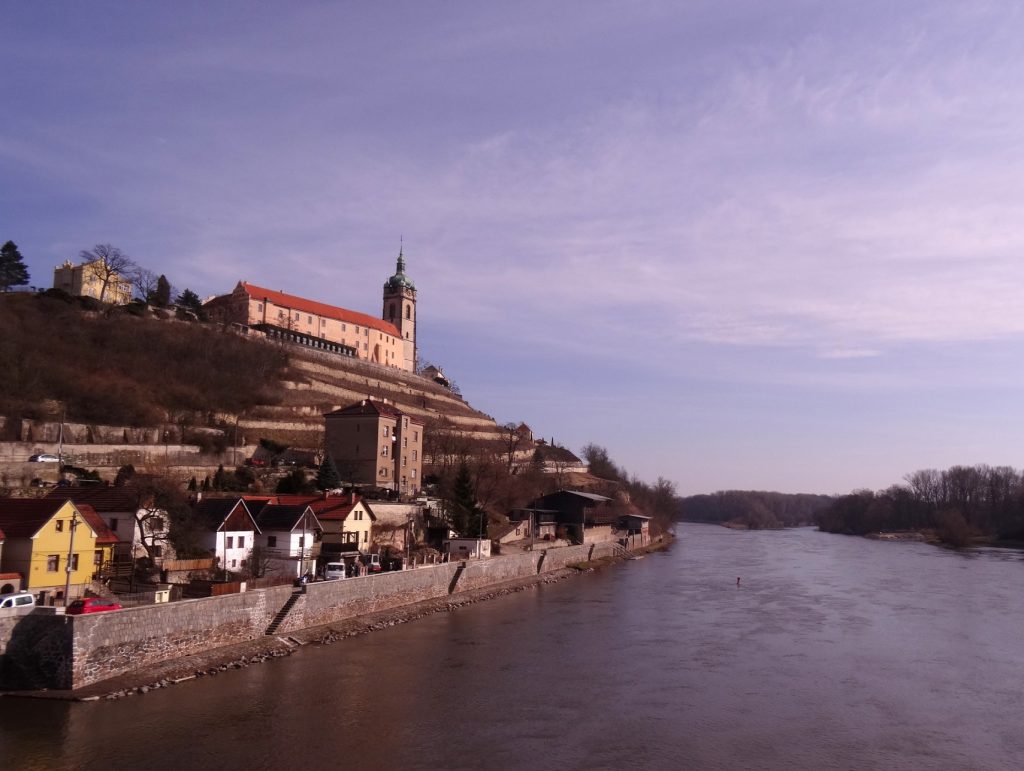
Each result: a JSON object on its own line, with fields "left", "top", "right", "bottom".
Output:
{"left": 231, "top": 343, "right": 505, "bottom": 451}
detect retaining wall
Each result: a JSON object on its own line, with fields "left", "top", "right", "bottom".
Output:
{"left": 0, "top": 542, "right": 619, "bottom": 691}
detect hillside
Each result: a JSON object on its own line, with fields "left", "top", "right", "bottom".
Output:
{"left": 0, "top": 291, "right": 506, "bottom": 468}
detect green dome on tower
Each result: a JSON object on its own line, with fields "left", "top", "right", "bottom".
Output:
{"left": 384, "top": 247, "right": 416, "bottom": 292}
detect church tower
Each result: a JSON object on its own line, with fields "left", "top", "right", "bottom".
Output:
{"left": 383, "top": 245, "right": 417, "bottom": 371}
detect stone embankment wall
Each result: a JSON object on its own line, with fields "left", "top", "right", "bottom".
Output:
{"left": 0, "top": 542, "right": 619, "bottom": 691}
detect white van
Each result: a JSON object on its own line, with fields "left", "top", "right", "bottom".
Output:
{"left": 324, "top": 562, "right": 347, "bottom": 580}
{"left": 0, "top": 591, "right": 35, "bottom": 609}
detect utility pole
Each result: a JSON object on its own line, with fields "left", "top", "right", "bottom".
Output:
{"left": 63, "top": 508, "right": 79, "bottom": 606}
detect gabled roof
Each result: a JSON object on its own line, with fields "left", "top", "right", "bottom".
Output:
{"left": 324, "top": 398, "right": 421, "bottom": 422}
{"left": 74, "top": 504, "right": 120, "bottom": 545}
{"left": 0, "top": 498, "right": 117, "bottom": 543}
{"left": 44, "top": 486, "right": 140, "bottom": 512}
{"left": 264, "top": 493, "right": 376, "bottom": 522}
{"left": 194, "top": 497, "right": 260, "bottom": 533}
{"left": 237, "top": 282, "right": 401, "bottom": 339}
{"left": 253, "top": 504, "right": 320, "bottom": 533}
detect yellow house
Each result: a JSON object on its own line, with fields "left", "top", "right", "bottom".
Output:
{"left": 265, "top": 493, "right": 376, "bottom": 560}
{"left": 53, "top": 259, "right": 133, "bottom": 305}
{"left": 0, "top": 498, "right": 119, "bottom": 606}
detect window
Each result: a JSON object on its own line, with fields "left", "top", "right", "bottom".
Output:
{"left": 321, "top": 318, "right": 326, "bottom": 325}
{"left": 278, "top": 310, "right": 285, "bottom": 319}
{"left": 70, "top": 554, "right": 79, "bottom": 571}
{"left": 152, "top": 545, "right": 162, "bottom": 557}
{"left": 412, "top": 469, "right": 417, "bottom": 479}
{"left": 238, "top": 536, "right": 245, "bottom": 549}
{"left": 414, "top": 431, "right": 419, "bottom": 442}
{"left": 354, "top": 509, "right": 363, "bottom": 520}
{"left": 151, "top": 516, "right": 164, "bottom": 531}
{"left": 268, "top": 536, "right": 277, "bottom": 547}
{"left": 55, "top": 519, "right": 64, "bottom": 532}
{"left": 308, "top": 315, "right": 313, "bottom": 324}
{"left": 231, "top": 559, "right": 237, "bottom": 568}
{"left": 402, "top": 456, "right": 407, "bottom": 467}
{"left": 299, "top": 536, "right": 305, "bottom": 548}
{"left": 342, "top": 323, "right": 347, "bottom": 331}
{"left": 226, "top": 536, "right": 234, "bottom": 549}
{"left": 258, "top": 302, "right": 263, "bottom": 311}
{"left": 412, "top": 450, "right": 417, "bottom": 461}
{"left": 383, "top": 426, "right": 389, "bottom": 437}
{"left": 47, "top": 555, "right": 60, "bottom": 572}
{"left": 355, "top": 325, "right": 359, "bottom": 334}
{"left": 94, "top": 550, "right": 103, "bottom": 566}
{"left": 403, "top": 437, "right": 408, "bottom": 447}
{"left": 241, "top": 559, "right": 247, "bottom": 568}
{"left": 381, "top": 446, "right": 389, "bottom": 457}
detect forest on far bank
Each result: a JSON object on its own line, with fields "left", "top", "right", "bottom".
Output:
{"left": 816, "top": 464, "right": 1024, "bottom": 547}
{"left": 677, "top": 490, "right": 833, "bottom": 529}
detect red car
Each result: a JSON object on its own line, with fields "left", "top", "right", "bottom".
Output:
{"left": 66, "top": 597, "right": 122, "bottom": 615}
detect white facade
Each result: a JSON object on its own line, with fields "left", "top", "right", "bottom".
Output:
{"left": 207, "top": 529, "right": 253, "bottom": 573}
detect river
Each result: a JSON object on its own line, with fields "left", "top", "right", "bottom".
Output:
{"left": 3, "top": 523, "right": 1024, "bottom": 770}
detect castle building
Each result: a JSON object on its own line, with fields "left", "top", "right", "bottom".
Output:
{"left": 203, "top": 251, "right": 418, "bottom": 372}
{"left": 53, "top": 259, "right": 133, "bottom": 305}
{"left": 323, "top": 399, "right": 424, "bottom": 496}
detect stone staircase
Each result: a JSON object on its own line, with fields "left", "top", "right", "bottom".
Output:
{"left": 265, "top": 589, "right": 303, "bottom": 635}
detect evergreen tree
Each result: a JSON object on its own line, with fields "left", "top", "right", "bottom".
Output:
{"left": 213, "top": 464, "right": 227, "bottom": 490}
{"left": 155, "top": 274, "right": 172, "bottom": 307}
{"left": 0, "top": 240, "right": 30, "bottom": 292}
{"left": 177, "top": 288, "right": 203, "bottom": 313}
{"left": 187, "top": 476, "right": 198, "bottom": 492}
{"left": 449, "top": 461, "right": 484, "bottom": 537}
{"left": 316, "top": 453, "right": 342, "bottom": 491}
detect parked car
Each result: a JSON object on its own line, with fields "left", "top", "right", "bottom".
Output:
{"left": 323, "top": 561, "right": 347, "bottom": 580}
{"left": 246, "top": 457, "right": 267, "bottom": 467}
{"left": 0, "top": 591, "right": 35, "bottom": 609}
{"left": 28, "top": 453, "right": 60, "bottom": 463}
{"left": 65, "top": 597, "right": 122, "bottom": 615}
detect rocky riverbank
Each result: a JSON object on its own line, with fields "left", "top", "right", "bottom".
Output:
{"left": 5, "top": 535, "right": 672, "bottom": 702}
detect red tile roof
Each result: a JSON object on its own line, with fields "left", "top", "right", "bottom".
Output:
{"left": 240, "top": 282, "right": 401, "bottom": 339}
{"left": 75, "top": 504, "right": 120, "bottom": 545}
{"left": 324, "top": 399, "right": 423, "bottom": 423}
{"left": 0, "top": 498, "right": 118, "bottom": 543}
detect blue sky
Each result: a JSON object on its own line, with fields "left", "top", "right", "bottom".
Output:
{"left": 4, "top": 1, "right": 1024, "bottom": 495}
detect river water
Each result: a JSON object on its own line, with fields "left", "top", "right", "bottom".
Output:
{"left": 3, "top": 523, "right": 1024, "bottom": 770}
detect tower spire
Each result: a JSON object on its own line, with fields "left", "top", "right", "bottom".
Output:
{"left": 397, "top": 236, "right": 405, "bottom": 273}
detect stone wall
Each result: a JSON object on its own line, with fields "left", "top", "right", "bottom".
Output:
{"left": 0, "top": 542, "right": 620, "bottom": 691}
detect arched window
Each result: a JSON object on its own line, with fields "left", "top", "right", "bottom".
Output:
{"left": 405, "top": 305, "right": 411, "bottom": 319}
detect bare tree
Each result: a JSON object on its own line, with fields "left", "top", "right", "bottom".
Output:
{"left": 131, "top": 267, "right": 160, "bottom": 303}
{"left": 80, "top": 244, "right": 136, "bottom": 303}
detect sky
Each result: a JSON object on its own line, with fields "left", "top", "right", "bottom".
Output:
{"left": 3, "top": 1, "right": 1024, "bottom": 496}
